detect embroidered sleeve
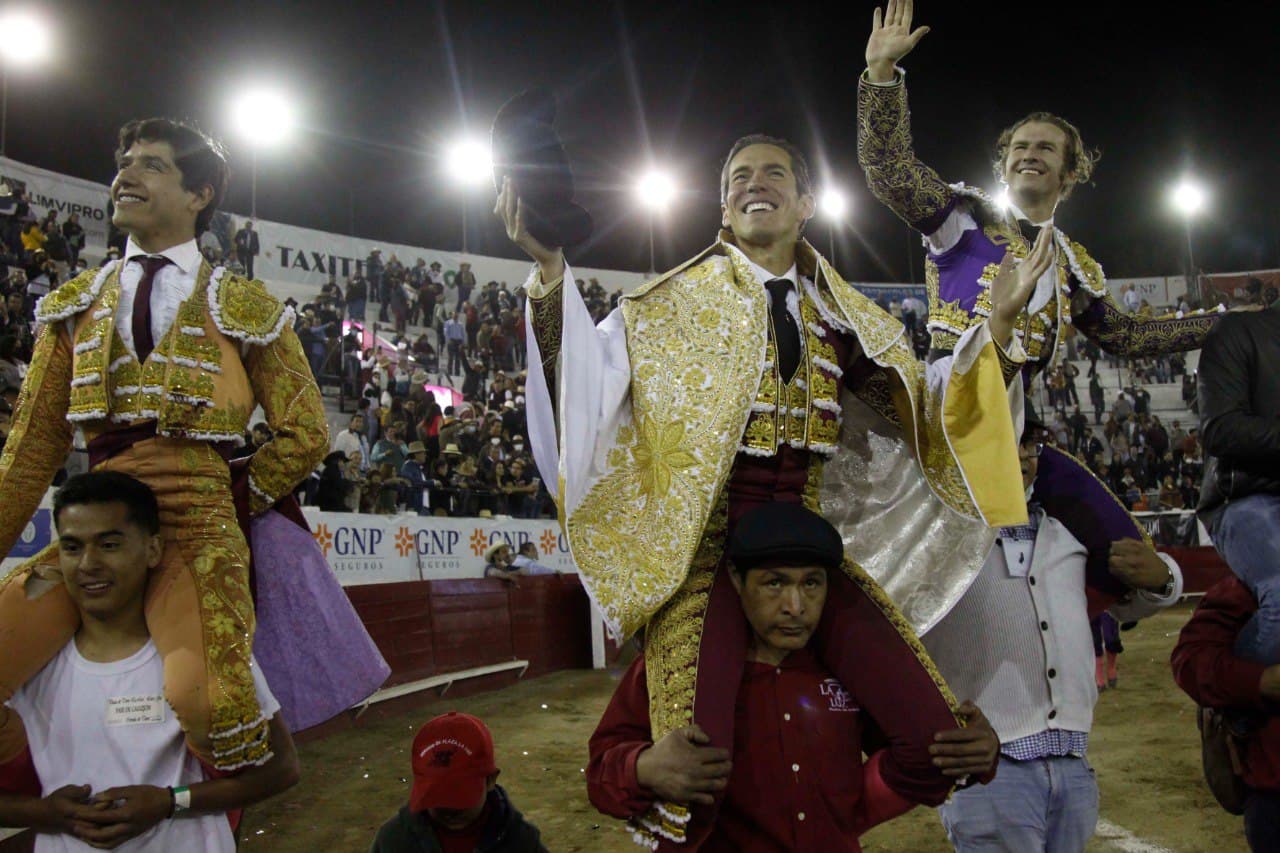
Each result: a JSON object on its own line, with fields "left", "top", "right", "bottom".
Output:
{"left": 0, "top": 324, "right": 75, "bottom": 555}
{"left": 856, "top": 72, "right": 956, "bottom": 234}
{"left": 243, "top": 324, "right": 330, "bottom": 515}
{"left": 527, "top": 274, "right": 564, "bottom": 406}
{"left": 995, "top": 336, "right": 1027, "bottom": 387}
{"left": 1071, "top": 291, "right": 1222, "bottom": 357}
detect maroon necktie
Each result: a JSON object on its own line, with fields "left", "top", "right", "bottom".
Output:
{"left": 131, "top": 256, "right": 171, "bottom": 363}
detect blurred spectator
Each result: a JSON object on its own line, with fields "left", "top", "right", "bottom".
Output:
{"left": 371, "top": 423, "right": 408, "bottom": 473}
{"left": 234, "top": 220, "right": 260, "bottom": 279}
{"left": 510, "top": 541, "right": 557, "bottom": 575}
{"left": 400, "top": 441, "right": 430, "bottom": 514}
{"left": 0, "top": 335, "right": 25, "bottom": 391}
{"left": 61, "top": 212, "right": 85, "bottom": 267}
{"left": 483, "top": 542, "right": 518, "bottom": 584}
{"left": 315, "top": 451, "right": 354, "bottom": 512}
{"left": 454, "top": 261, "right": 476, "bottom": 310}
{"left": 333, "top": 414, "right": 372, "bottom": 473}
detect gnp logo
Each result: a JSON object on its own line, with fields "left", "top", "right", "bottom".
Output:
{"left": 395, "top": 527, "right": 414, "bottom": 557}
{"left": 313, "top": 525, "right": 383, "bottom": 557}
{"left": 313, "top": 523, "right": 334, "bottom": 556}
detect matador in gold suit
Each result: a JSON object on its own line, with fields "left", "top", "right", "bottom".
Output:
{"left": 0, "top": 246, "right": 328, "bottom": 772}
{"left": 524, "top": 216, "right": 1032, "bottom": 845}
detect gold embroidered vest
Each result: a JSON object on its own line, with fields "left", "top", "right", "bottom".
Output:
{"left": 47, "top": 263, "right": 267, "bottom": 444}
{"left": 739, "top": 292, "right": 847, "bottom": 457}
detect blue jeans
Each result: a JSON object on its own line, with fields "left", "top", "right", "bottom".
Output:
{"left": 938, "top": 755, "right": 1098, "bottom": 852}
{"left": 1215, "top": 494, "right": 1280, "bottom": 665}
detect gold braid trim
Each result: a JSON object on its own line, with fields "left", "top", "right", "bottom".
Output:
{"left": 803, "top": 455, "right": 825, "bottom": 513}
{"left": 643, "top": 487, "right": 728, "bottom": 740}
{"left": 856, "top": 73, "right": 955, "bottom": 230}
{"left": 995, "top": 338, "right": 1023, "bottom": 386}
{"left": 175, "top": 444, "right": 269, "bottom": 770}
{"left": 631, "top": 488, "right": 729, "bottom": 849}
{"left": 527, "top": 276, "right": 564, "bottom": 406}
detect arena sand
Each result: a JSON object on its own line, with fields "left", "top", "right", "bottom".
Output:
{"left": 241, "top": 603, "right": 1249, "bottom": 852}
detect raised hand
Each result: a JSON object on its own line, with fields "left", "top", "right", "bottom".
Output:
{"left": 988, "top": 226, "right": 1056, "bottom": 347}
{"left": 494, "top": 176, "right": 565, "bottom": 284}
{"left": 866, "top": 0, "right": 930, "bottom": 82}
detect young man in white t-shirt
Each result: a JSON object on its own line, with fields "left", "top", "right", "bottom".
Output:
{"left": 0, "top": 472, "right": 300, "bottom": 851}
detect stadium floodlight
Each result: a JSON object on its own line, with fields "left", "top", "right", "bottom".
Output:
{"left": 230, "top": 88, "right": 298, "bottom": 219}
{"left": 0, "top": 10, "right": 52, "bottom": 67}
{"left": 993, "top": 187, "right": 1012, "bottom": 211}
{"left": 1170, "top": 180, "right": 1207, "bottom": 218}
{"left": 231, "top": 89, "right": 296, "bottom": 148}
{"left": 635, "top": 170, "right": 677, "bottom": 212}
{"left": 0, "top": 9, "right": 54, "bottom": 156}
{"left": 635, "top": 169, "right": 677, "bottom": 274}
{"left": 1170, "top": 178, "right": 1208, "bottom": 296}
{"left": 820, "top": 188, "right": 847, "bottom": 221}
{"left": 819, "top": 187, "right": 850, "bottom": 264}
{"left": 444, "top": 139, "right": 492, "bottom": 187}
{"left": 444, "top": 138, "right": 492, "bottom": 255}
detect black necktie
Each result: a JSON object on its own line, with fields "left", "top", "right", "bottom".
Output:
{"left": 1017, "top": 219, "right": 1041, "bottom": 244}
{"left": 765, "top": 279, "right": 801, "bottom": 382}
{"left": 131, "top": 255, "right": 172, "bottom": 363}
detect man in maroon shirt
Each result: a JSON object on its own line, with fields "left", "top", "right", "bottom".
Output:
{"left": 1172, "top": 577, "right": 1280, "bottom": 851}
{"left": 588, "top": 504, "right": 999, "bottom": 851}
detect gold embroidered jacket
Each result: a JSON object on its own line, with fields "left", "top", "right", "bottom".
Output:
{"left": 0, "top": 260, "right": 328, "bottom": 556}
{"left": 529, "top": 233, "right": 1027, "bottom": 639}
{"left": 856, "top": 72, "right": 1221, "bottom": 369}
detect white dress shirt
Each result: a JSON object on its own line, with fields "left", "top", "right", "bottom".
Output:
{"left": 115, "top": 237, "right": 203, "bottom": 361}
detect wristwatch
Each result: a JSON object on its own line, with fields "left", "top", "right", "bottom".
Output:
{"left": 169, "top": 785, "right": 192, "bottom": 817}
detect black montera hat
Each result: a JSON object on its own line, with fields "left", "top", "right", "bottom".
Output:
{"left": 490, "top": 88, "right": 593, "bottom": 249}
{"left": 729, "top": 503, "right": 844, "bottom": 572}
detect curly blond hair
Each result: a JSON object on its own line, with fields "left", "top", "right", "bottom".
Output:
{"left": 992, "top": 112, "right": 1100, "bottom": 201}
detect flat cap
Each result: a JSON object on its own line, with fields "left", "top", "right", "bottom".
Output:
{"left": 729, "top": 503, "right": 844, "bottom": 572}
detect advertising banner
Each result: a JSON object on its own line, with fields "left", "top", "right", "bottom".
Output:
{"left": 1107, "top": 276, "right": 1169, "bottom": 309}
{"left": 300, "top": 509, "right": 575, "bottom": 586}
{"left": 0, "top": 156, "right": 113, "bottom": 249}
{"left": 4, "top": 506, "right": 577, "bottom": 586}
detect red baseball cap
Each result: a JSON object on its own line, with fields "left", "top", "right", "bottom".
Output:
{"left": 409, "top": 712, "right": 497, "bottom": 812}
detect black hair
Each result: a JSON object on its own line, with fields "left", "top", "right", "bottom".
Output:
{"left": 720, "top": 134, "right": 813, "bottom": 203}
{"left": 53, "top": 472, "right": 161, "bottom": 535}
{"left": 115, "top": 118, "right": 230, "bottom": 237}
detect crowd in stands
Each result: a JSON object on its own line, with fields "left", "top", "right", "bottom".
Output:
{"left": 0, "top": 190, "right": 92, "bottom": 459}
{"left": 277, "top": 255, "right": 619, "bottom": 519}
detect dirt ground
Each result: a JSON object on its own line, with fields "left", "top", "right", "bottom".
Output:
{"left": 241, "top": 604, "right": 1250, "bottom": 852}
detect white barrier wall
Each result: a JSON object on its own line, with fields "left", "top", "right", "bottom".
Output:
{"left": 1, "top": 504, "right": 577, "bottom": 585}
{"left": 298, "top": 508, "right": 577, "bottom": 585}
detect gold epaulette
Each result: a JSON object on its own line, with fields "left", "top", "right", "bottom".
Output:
{"left": 208, "top": 268, "right": 292, "bottom": 345}
{"left": 1060, "top": 235, "right": 1107, "bottom": 298}
{"left": 34, "top": 265, "right": 109, "bottom": 324}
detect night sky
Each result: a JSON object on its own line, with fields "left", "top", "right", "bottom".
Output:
{"left": 13, "top": 1, "right": 1279, "bottom": 282}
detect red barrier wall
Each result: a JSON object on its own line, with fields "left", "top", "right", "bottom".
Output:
{"left": 344, "top": 574, "right": 594, "bottom": 686}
